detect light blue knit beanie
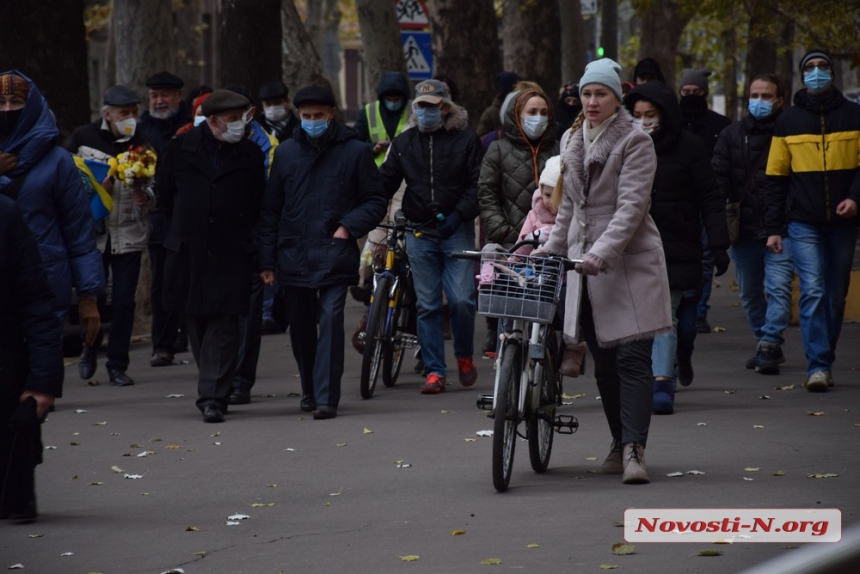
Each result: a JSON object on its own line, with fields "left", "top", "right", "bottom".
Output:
{"left": 579, "top": 58, "right": 623, "bottom": 101}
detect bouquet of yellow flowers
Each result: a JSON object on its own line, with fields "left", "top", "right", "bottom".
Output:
{"left": 108, "top": 145, "right": 157, "bottom": 188}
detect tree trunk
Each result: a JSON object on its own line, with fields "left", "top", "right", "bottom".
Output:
{"left": 720, "top": 26, "right": 738, "bottom": 121}
{"left": 601, "top": 0, "right": 618, "bottom": 61}
{"left": 282, "top": 0, "right": 335, "bottom": 100}
{"left": 427, "top": 0, "right": 500, "bottom": 127}
{"left": 502, "top": 0, "right": 562, "bottom": 96}
{"left": 355, "top": 0, "right": 408, "bottom": 105}
{"left": 775, "top": 21, "right": 795, "bottom": 97}
{"left": 0, "top": 0, "right": 90, "bottom": 139}
{"left": 174, "top": 0, "right": 207, "bottom": 91}
{"left": 220, "top": 0, "right": 282, "bottom": 97}
{"left": 560, "top": 0, "right": 588, "bottom": 85}
{"left": 637, "top": 0, "right": 691, "bottom": 92}
{"left": 113, "top": 0, "right": 174, "bottom": 100}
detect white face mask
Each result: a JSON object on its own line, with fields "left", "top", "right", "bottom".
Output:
{"left": 632, "top": 117, "right": 660, "bottom": 135}
{"left": 193, "top": 115, "right": 206, "bottom": 127}
{"left": 114, "top": 117, "right": 137, "bottom": 138}
{"left": 264, "top": 105, "right": 287, "bottom": 122}
{"left": 218, "top": 118, "right": 246, "bottom": 143}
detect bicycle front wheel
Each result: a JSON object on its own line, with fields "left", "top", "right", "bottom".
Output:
{"left": 493, "top": 340, "right": 521, "bottom": 492}
{"left": 382, "top": 300, "right": 409, "bottom": 388}
{"left": 360, "top": 276, "right": 391, "bottom": 399}
{"left": 528, "top": 329, "right": 559, "bottom": 473}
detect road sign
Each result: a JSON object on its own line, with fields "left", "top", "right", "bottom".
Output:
{"left": 401, "top": 32, "right": 433, "bottom": 80}
{"left": 581, "top": 0, "right": 598, "bottom": 15}
{"left": 396, "top": 0, "right": 430, "bottom": 30}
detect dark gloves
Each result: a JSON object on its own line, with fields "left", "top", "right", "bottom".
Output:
{"left": 713, "top": 249, "right": 730, "bottom": 277}
{"left": 436, "top": 212, "right": 461, "bottom": 240}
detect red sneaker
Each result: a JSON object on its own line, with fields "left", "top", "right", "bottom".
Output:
{"left": 457, "top": 357, "right": 478, "bottom": 387}
{"left": 420, "top": 373, "right": 447, "bottom": 394}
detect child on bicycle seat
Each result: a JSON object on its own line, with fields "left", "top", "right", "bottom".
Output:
{"left": 511, "top": 156, "right": 587, "bottom": 378}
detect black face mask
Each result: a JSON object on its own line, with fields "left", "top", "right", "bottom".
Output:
{"left": 0, "top": 108, "right": 24, "bottom": 138}
{"left": 679, "top": 94, "right": 708, "bottom": 116}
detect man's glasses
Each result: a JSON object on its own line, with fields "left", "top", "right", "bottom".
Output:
{"left": 803, "top": 63, "right": 831, "bottom": 73}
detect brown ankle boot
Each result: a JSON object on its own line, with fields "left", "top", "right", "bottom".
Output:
{"left": 559, "top": 342, "right": 587, "bottom": 377}
{"left": 622, "top": 442, "right": 649, "bottom": 484}
{"left": 602, "top": 439, "right": 623, "bottom": 474}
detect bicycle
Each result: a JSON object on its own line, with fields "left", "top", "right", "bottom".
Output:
{"left": 358, "top": 211, "right": 425, "bottom": 399}
{"left": 456, "top": 242, "right": 580, "bottom": 492}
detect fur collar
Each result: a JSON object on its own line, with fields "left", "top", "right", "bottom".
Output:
{"left": 406, "top": 103, "right": 469, "bottom": 132}
{"left": 565, "top": 108, "right": 635, "bottom": 185}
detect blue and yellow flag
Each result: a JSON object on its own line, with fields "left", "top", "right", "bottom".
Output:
{"left": 72, "top": 156, "right": 115, "bottom": 221}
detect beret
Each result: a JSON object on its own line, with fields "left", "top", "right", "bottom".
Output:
{"left": 258, "top": 81, "right": 289, "bottom": 101}
{"left": 145, "top": 71, "right": 184, "bottom": 89}
{"left": 200, "top": 89, "right": 250, "bottom": 116}
{"left": 103, "top": 85, "right": 141, "bottom": 106}
{"left": 292, "top": 85, "right": 336, "bottom": 108}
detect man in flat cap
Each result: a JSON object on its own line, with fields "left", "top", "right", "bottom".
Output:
{"left": 138, "top": 71, "right": 192, "bottom": 370}
{"left": 258, "top": 81, "right": 299, "bottom": 144}
{"left": 378, "top": 79, "right": 482, "bottom": 395}
{"left": 0, "top": 69, "right": 104, "bottom": 410}
{"left": 258, "top": 85, "right": 387, "bottom": 420}
{"left": 64, "top": 85, "right": 156, "bottom": 387}
{"left": 155, "top": 89, "right": 266, "bottom": 423}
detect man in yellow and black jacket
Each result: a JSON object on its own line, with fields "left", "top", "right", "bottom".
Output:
{"left": 764, "top": 49, "right": 860, "bottom": 393}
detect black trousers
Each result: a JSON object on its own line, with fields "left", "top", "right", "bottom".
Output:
{"left": 149, "top": 244, "right": 181, "bottom": 355}
{"left": 233, "top": 274, "right": 264, "bottom": 392}
{"left": 186, "top": 315, "right": 239, "bottom": 412}
{"left": 579, "top": 284, "right": 654, "bottom": 447}
{"left": 286, "top": 284, "right": 348, "bottom": 408}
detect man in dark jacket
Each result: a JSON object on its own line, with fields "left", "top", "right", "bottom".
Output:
{"left": 0, "top": 71, "right": 104, "bottom": 387}
{"left": 0, "top": 195, "right": 63, "bottom": 520}
{"left": 258, "top": 80, "right": 300, "bottom": 144}
{"left": 155, "top": 89, "right": 266, "bottom": 423}
{"left": 258, "top": 86, "right": 387, "bottom": 420}
{"left": 352, "top": 71, "right": 412, "bottom": 167}
{"left": 378, "top": 79, "right": 482, "bottom": 394}
{"left": 633, "top": 58, "right": 666, "bottom": 85}
{"left": 139, "top": 71, "right": 193, "bottom": 369}
{"left": 625, "top": 81, "right": 730, "bottom": 414}
{"left": 764, "top": 49, "right": 860, "bottom": 392}
{"left": 713, "top": 74, "right": 793, "bottom": 375}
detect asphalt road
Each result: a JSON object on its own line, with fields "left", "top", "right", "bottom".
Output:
{"left": 3, "top": 273, "right": 860, "bottom": 573}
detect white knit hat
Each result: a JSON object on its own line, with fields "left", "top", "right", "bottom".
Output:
{"left": 539, "top": 155, "right": 561, "bottom": 187}
{"left": 579, "top": 58, "right": 623, "bottom": 101}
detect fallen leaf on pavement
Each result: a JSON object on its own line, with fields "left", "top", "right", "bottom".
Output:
{"left": 336, "top": 443, "right": 347, "bottom": 447}
{"left": 124, "top": 474, "right": 143, "bottom": 480}
{"left": 666, "top": 472, "right": 683, "bottom": 478}
{"left": 8, "top": 565, "right": 24, "bottom": 570}
{"left": 186, "top": 526, "right": 199, "bottom": 532}
{"left": 611, "top": 542, "right": 636, "bottom": 555}
{"left": 807, "top": 412, "right": 825, "bottom": 416}
{"left": 697, "top": 422, "right": 707, "bottom": 426}
{"left": 160, "top": 569, "right": 185, "bottom": 574}
{"left": 87, "top": 380, "right": 100, "bottom": 386}
{"left": 75, "top": 409, "right": 87, "bottom": 414}
{"left": 227, "top": 514, "right": 250, "bottom": 520}
{"left": 725, "top": 390, "right": 736, "bottom": 395}
{"left": 441, "top": 410, "right": 451, "bottom": 414}
{"left": 464, "top": 438, "right": 477, "bottom": 442}
{"left": 527, "top": 543, "right": 540, "bottom": 549}
{"left": 451, "top": 530, "right": 466, "bottom": 535}
{"left": 165, "top": 445, "right": 182, "bottom": 450}
{"left": 225, "top": 521, "right": 240, "bottom": 526}
{"left": 476, "top": 430, "right": 493, "bottom": 437}
{"left": 599, "top": 566, "right": 618, "bottom": 570}
{"left": 28, "top": 534, "right": 43, "bottom": 538}
{"left": 165, "top": 394, "right": 184, "bottom": 398}
{"left": 713, "top": 327, "right": 726, "bottom": 332}
{"left": 744, "top": 467, "right": 760, "bottom": 472}
{"left": 193, "top": 551, "right": 206, "bottom": 557}
{"left": 696, "top": 550, "right": 723, "bottom": 556}
{"left": 398, "top": 556, "right": 420, "bottom": 561}
{"left": 775, "top": 385, "right": 795, "bottom": 391}
{"left": 585, "top": 457, "right": 597, "bottom": 461}
{"left": 772, "top": 470, "right": 785, "bottom": 476}
{"left": 562, "top": 393, "right": 586, "bottom": 400}
{"left": 807, "top": 473, "right": 838, "bottom": 478}
{"left": 267, "top": 483, "right": 277, "bottom": 488}
{"left": 753, "top": 425, "right": 764, "bottom": 429}
{"left": 70, "top": 442, "right": 80, "bottom": 446}
{"left": 480, "top": 558, "right": 502, "bottom": 565}
{"left": 89, "top": 481, "right": 103, "bottom": 486}
{"left": 111, "top": 465, "right": 124, "bottom": 473}
{"left": 743, "top": 477, "right": 754, "bottom": 481}
{"left": 61, "top": 552, "right": 74, "bottom": 557}
{"left": 687, "top": 470, "right": 705, "bottom": 475}
{"left": 93, "top": 421, "right": 107, "bottom": 426}
{"left": 759, "top": 395, "right": 771, "bottom": 400}
{"left": 45, "top": 446, "right": 57, "bottom": 450}
{"left": 210, "top": 432, "right": 220, "bottom": 437}
{"left": 363, "top": 428, "right": 373, "bottom": 434}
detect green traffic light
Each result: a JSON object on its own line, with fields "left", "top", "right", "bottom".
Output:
{"left": 597, "top": 46, "right": 605, "bottom": 57}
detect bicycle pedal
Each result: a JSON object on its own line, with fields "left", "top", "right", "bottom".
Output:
{"left": 399, "top": 334, "right": 419, "bottom": 349}
{"left": 476, "top": 394, "right": 494, "bottom": 412}
{"left": 553, "top": 414, "right": 578, "bottom": 434}
{"left": 357, "top": 332, "right": 366, "bottom": 343}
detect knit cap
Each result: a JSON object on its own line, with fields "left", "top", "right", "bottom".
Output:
{"left": 679, "top": 68, "right": 712, "bottom": 94}
{"left": 539, "top": 155, "right": 561, "bottom": 188}
{"left": 799, "top": 49, "right": 835, "bottom": 76}
{"left": 579, "top": 58, "right": 623, "bottom": 101}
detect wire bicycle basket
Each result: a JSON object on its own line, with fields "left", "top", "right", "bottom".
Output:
{"left": 476, "top": 252, "right": 565, "bottom": 324}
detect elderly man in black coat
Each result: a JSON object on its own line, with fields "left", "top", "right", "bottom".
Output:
{"left": 0, "top": 195, "right": 63, "bottom": 519}
{"left": 258, "top": 86, "right": 387, "bottom": 420}
{"left": 155, "top": 90, "right": 266, "bottom": 423}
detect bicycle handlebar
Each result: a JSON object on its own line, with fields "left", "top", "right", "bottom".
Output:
{"left": 453, "top": 250, "right": 583, "bottom": 272}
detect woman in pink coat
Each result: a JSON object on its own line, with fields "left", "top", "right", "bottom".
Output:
{"left": 540, "top": 59, "right": 672, "bottom": 485}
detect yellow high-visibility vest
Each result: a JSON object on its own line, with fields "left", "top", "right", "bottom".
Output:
{"left": 366, "top": 100, "right": 410, "bottom": 167}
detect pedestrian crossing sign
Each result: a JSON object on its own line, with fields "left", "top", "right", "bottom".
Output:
{"left": 401, "top": 32, "right": 433, "bottom": 80}
{"left": 396, "top": 0, "right": 430, "bottom": 30}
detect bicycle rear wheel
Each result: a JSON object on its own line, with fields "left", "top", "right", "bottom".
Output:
{"left": 528, "top": 329, "right": 559, "bottom": 473}
{"left": 493, "top": 340, "right": 521, "bottom": 492}
{"left": 360, "top": 276, "right": 390, "bottom": 399}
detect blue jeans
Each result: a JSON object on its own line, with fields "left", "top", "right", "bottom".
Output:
{"left": 406, "top": 223, "right": 476, "bottom": 378}
{"left": 651, "top": 290, "right": 683, "bottom": 378}
{"left": 788, "top": 222, "right": 858, "bottom": 374}
{"left": 731, "top": 237, "right": 794, "bottom": 346}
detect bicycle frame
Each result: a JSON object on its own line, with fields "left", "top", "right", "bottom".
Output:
{"left": 493, "top": 317, "right": 550, "bottom": 422}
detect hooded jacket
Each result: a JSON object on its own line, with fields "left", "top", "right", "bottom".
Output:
{"left": 515, "top": 188, "right": 556, "bottom": 254}
{"left": 0, "top": 71, "right": 104, "bottom": 310}
{"left": 259, "top": 121, "right": 387, "bottom": 289}
{"left": 633, "top": 58, "right": 666, "bottom": 84}
{"left": 625, "top": 81, "right": 729, "bottom": 291}
{"left": 712, "top": 109, "right": 781, "bottom": 241}
{"left": 764, "top": 87, "right": 860, "bottom": 233}
{"left": 479, "top": 89, "right": 559, "bottom": 247}
{"left": 352, "top": 71, "right": 411, "bottom": 146}
{"left": 379, "top": 104, "right": 482, "bottom": 226}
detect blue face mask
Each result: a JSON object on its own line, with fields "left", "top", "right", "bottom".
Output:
{"left": 416, "top": 107, "right": 443, "bottom": 130}
{"left": 748, "top": 98, "right": 774, "bottom": 120}
{"left": 301, "top": 118, "right": 329, "bottom": 138}
{"left": 804, "top": 68, "right": 832, "bottom": 92}
{"left": 384, "top": 99, "right": 404, "bottom": 112}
